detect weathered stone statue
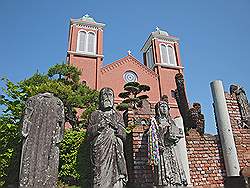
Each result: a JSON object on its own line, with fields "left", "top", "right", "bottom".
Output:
{"left": 148, "top": 100, "right": 187, "bottom": 186}
{"left": 230, "top": 84, "right": 249, "bottom": 126}
{"left": 19, "top": 93, "right": 65, "bottom": 188}
{"left": 175, "top": 73, "right": 205, "bottom": 134}
{"left": 87, "top": 87, "right": 128, "bottom": 188}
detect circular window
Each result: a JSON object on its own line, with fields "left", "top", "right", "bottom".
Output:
{"left": 123, "top": 71, "right": 138, "bottom": 83}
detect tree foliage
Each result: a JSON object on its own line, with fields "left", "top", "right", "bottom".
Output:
{"left": 116, "top": 82, "right": 150, "bottom": 133}
{"left": 59, "top": 130, "right": 90, "bottom": 187}
{"left": 0, "top": 63, "right": 98, "bottom": 186}
{"left": 116, "top": 82, "right": 150, "bottom": 111}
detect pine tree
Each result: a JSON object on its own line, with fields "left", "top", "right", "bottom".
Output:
{"left": 116, "top": 82, "right": 150, "bottom": 111}
{"left": 116, "top": 82, "right": 150, "bottom": 133}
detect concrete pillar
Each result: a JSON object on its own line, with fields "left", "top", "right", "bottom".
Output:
{"left": 174, "top": 117, "right": 192, "bottom": 186}
{"left": 210, "top": 80, "right": 240, "bottom": 176}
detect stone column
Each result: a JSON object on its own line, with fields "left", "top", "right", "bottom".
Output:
{"left": 210, "top": 80, "right": 240, "bottom": 176}
{"left": 174, "top": 117, "right": 192, "bottom": 186}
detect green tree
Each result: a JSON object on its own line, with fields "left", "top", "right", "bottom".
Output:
{"left": 116, "top": 82, "right": 150, "bottom": 111}
{"left": 0, "top": 63, "right": 98, "bottom": 186}
{"left": 116, "top": 82, "right": 150, "bottom": 133}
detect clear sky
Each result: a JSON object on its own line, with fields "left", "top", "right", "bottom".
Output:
{"left": 0, "top": 0, "right": 249, "bottom": 134}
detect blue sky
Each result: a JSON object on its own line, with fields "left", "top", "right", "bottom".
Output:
{"left": 0, "top": 0, "right": 249, "bottom": 134}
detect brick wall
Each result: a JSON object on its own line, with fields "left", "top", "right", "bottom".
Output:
{"left": 126, "top": 111, "right": 154, "bottom": 187}
{"left": 186, "top": 130, "right": 225, "bottom": 187}
{"left": 127, "top": 93, "right": 250, "bottom": 187}
{"left": 225, "top": 93, "right": 250, "bottom": 170}
{"left": 128, "top": 125, "right": 153, "bottom": 186}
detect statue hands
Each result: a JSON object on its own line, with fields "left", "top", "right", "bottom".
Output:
{"left": 99, "top": 117, "right": 118, "bottom": 131}
{"left": 106, "top": 118, "right": 117, "bottom": 129}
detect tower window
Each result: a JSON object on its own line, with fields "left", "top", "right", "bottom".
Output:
{"left": 77, "top": 30, "right": 96, "bottom": 54}
{"left": 168, "top": 45, "right": 177, "bottom": 66}
{"left": 160, "top": 44, "right": 169, "bottom": 64}
{"left": 160, "top": 43, "right": 177, "bottom": 66}
{"left": 87, "top": 32, "right": 96, "bottom": 53}
{"left": 78, "top": 31, "right": 87, "bottom": 52}
{"left": 146, "top": 46, "right": 154, "bottom": 68}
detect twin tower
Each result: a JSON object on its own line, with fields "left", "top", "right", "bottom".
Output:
{"left": 66, "top": 14, "right": 185, "bottom": 117}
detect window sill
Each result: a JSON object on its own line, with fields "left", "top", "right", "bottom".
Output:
{"left": 154, "top": 63, "right": 184, "bottom": 70}
{"left": 67, "top": 50, "right": 104, "bottom": 58}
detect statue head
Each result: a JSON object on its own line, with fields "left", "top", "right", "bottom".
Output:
{"left": 230, "top": 84, "right": 240, "bottom": 95}
{"left": 193, "top": 103, "right": 201, "bottom": 114}
{"left": 155, "top": 100, "right": 170, "bottom": 118}
{"left": 99, "top": 87, "right": 114, "bottom": 111}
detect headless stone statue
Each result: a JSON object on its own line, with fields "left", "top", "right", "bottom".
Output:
{"left": 148, "top": 100, "right": 187, "bottom": 187}
{"left": 87, "top": 88, "right": 128, "bottom": 188}
{"left": 19, "top": 93, "right": 65, "bottom": 188}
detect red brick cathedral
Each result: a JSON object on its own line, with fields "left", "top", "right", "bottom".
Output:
{"left": 67, "top": 15, "right": 184, "bottom": 118}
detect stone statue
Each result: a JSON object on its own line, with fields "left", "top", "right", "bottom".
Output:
{"left": 87, "top": 87, "right": 128, "bottom": 188}
{"left": 230, "top": 84, "right": 249, "bottom": 125}
{"left": 19, "top": 93, "right": 65, "bottom": 188}
{"left": 175, "top": 73, "right": 205, "bottom": 134}
{"left": 148, "top": 100, "right": 187, "bottom": 186}
{"left": 188, "top": 103, "right": 205, "bottom": 134}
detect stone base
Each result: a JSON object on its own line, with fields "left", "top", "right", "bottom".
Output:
{"left": 224, "top": 176, "right": 249, "bottom": 188}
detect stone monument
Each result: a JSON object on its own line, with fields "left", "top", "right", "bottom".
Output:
{"left": 87, "top": 87, "right": 128, "bottom": 188}
{"left": 148, "top": 100, "right": 188, "bottom": 186}
{"left": 230, "top": 84, "right": 249, "bottom": 127}
{"left": 19, "top": 93, "right": 65, "bottom": 188}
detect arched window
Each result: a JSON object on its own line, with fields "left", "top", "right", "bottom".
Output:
{"left": 87, "top": 32, "right": 96, "bottom": 53}
{"left": 77, "top": 31, "right": 87, "bottom": 52}
{"left": 76, "top": 30, "right": 96, "bottom": 54}
{"left": 160, "top": 44, "right": 169, "bottom": 64}
{"left": 168, "top": 45, "right": 177, "bottom": 66}
{"left": 160, "top": 43, "right": 177, "bottom": 66}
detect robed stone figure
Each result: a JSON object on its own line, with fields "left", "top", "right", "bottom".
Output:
{"left": 148, "top": 100, "right": 187, "bottom": 187}
{"left": 87, "top": 88, "right": 128, "bottom": 188}
{"left": 19, "top": 93, "right": 65, "bottom": 188}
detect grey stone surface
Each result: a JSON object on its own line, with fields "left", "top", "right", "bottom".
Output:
{"left": 174, "top": 117, "right": 191, "bottom": 186}
{"left": 150, "top": 100, "right": 187, "bottom": 186}
{"left": 19, "top": 93, "right": 65, "bottom": 188}
{"left": 230, "top": 84, "right": 249, "bottom": 127}
{"left": 210, "top": 80, "right": 240, "bottom": 176}
{"left": 87, "top": 87, "right": 128, "bottom": 188}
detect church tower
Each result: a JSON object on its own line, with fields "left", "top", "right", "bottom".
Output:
{"left": 67, "top": 15, "right": 105, "bottom": 90}
{"left": 141, "top": 28, "right": 184, "bottom": 116}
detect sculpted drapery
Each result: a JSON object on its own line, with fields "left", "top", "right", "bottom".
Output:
{"left": 148, "top": 100, "right": 187, "bottom": 186}
{"left": 87, "top": 88, "right": 128, "bottom": 188}
{"left": 19, "top": 93, "right": 64, "bottom": 188}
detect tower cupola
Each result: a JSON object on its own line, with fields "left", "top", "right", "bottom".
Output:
{"left": 141, "top": 27, "right": 182, "bottom": 69}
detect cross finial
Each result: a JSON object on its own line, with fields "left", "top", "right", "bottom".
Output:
{"left": 128, "top": 50, "right": 132, "bottom": 55}
{"left": 156, "top": 26, "right": 160, "bottom": 31}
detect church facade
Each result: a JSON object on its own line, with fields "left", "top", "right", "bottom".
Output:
{"left": 66, "top": 15, "right": 184, "bottom": 117}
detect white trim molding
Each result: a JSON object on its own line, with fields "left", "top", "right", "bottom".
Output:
{"left": 67, "top": 50, "right": 104, "bottom": 58}
{"left": 70, "top": 18, "right": 105, "bottom": 29}
{"left": 154, "top": 63, "right": 184, "bottom": 70}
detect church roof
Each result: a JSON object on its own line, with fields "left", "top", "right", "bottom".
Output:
{"left": 101, "top": 54, "right": 158, "bottom": 79}
{"left": 141, "top": 27, "right": 179, "bottom": 53}
{"left": 70, "top": 14, "right": 105, "bottom": 29}
{"left": 153, "top": 27, "right": 169, "bottom": 36}
{"left": 80, "top": 14, "right": 96, "bottom": 23}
